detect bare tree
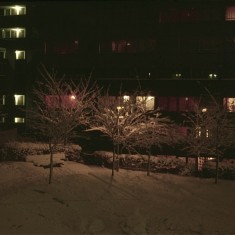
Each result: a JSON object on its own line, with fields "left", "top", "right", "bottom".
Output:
{"left": 127, "top": 111, "right": 178, "bottom": 176}
{"left": 183, "top": 94, "right": 235, "bottom": 183}
{"left": 27, "top": 64, "right": 100, "bottom": 184}
{"left": 88, "top": 91, "right": 149, "bottom": 176}
{"left": 183, "top": 102, "right": 211, "bottom": 175}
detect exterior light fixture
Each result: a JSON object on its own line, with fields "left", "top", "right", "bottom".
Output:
{"left": 209, "top": 73, "right": 217, "bottom": 79}
{"left": 202, "top": 108, "right": 207, "bottom": 112}
{"left": 70, "top": 95, "right": 76, "bottom": 100}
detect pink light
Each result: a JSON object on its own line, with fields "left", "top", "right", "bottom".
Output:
{"left": 70, "top": 95, "right": 76, "bottom": 100}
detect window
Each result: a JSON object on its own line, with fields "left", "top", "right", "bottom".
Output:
{"left": 14, "top": 94, "right": 25, "bottom": 105}
{"left": 2, "top": 5, "right": 26, "bottom": 16}
{"left": 14, "top": 117, "right": 24, "bottom": 123}
{"left": 112, "top": 40, "right": 132, "bottom": 53}
{"left": 45, "top": 95, "right": 77, "bottom": 109}
{"left": 136, "top": 96, "right": 155, "bottom": 111}
{"left": 0, "top": 28, "right": 26, "bottom": 39}
{"left": 15, "top": 50, "right": 25, "bottom": 60}
{"left": 47, "top": 40, "right": 80, "bottom": 55}
{"left": 101, "top": 39, "right": 156, "bottom": 54}
{"left": 224, "top": 98, "right": 235, "bottom": 112}
{"left": 179, "top": 97, "right": 197, "bottom": 112}
{"left": 156, "top": 97, "right": 178, "bottom": 111}
{"left": 0, "top": 95, "right": 6, "bottom": 105}
{"left": 158, "top": 97, "right": 197, "bottom": 112}
{"left": 225, "top": 6, "right": 235, "bottom": 21}
{"left": 0, "top": 48, "right": 6, "bottom": 59}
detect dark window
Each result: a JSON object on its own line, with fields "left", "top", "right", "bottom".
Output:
{"left": 45, "top": 40, "right": 80, "bottom": 55}
{"left": 106, "top": 39, "right": 157, "bottom": 53}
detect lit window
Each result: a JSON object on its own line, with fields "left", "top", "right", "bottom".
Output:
{"left": 196, "top": 126, "right": 201, "bottom": 138}
{"left": 3, "top": 5, "right": 26, "bottom": 16}
{"left": 225, "top": 6, "right": 235, "bottom": 21}
{"left": 224, "top": 98, "right": 235, "bottom": 112}
{"left": 14, "top": 95, "right": 25, "bottom": 105}
{"left": 0, "top": 48, "right": 6, "bottom": 59}
{"left": 14, "top": 117, "right": 24, "bottom": 123}
{"left": 0, "top": 28, "right": 26, "bottom": 39}
{"left": 123, "top": 95, "right": 130, "bottom": 102}
{"left": 136, "top": 96, "right": 155, "bottom": 110}
{"left": 0, "top": 95, "right": 6, "bottom": 105}
{"left": 15, "top": 50, "right": 25, "bottom": 60}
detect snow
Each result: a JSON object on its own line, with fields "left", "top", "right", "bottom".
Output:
{"left": 0, "top": 160, "right": 235, "bottom": 234}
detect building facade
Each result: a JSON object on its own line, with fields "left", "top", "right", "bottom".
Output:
{"left": 1, "top": 1, "right": 235, "bottom": 134}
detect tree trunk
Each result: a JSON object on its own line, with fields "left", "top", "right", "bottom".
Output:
{"left": 147, "top": 150, "right": 151, "bottom": 176}
{"left": 215, "top": 155, "right": 219, "bottom": 184}
{"left": 116, "top": 143, "right": 119, "bottom": 172}
{"left": 186, "top": 156, "right": 188, "bottom": 165}
{"left": 49, "top": 142, "right": 53, "bottom": 184}
{"left": 215, "top": 123, "right": 219, "bottom": 184}
{"left": 195, "top": 154, "right": 199, "bottom": 177}
{"left": 112, "top": 145, "right": 115, "bottom": 176}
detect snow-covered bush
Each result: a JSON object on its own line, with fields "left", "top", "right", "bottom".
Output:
{"left": 63, "top": 144, "right": 82, "bottom": 162}
{"left": 202, "top": 159, "right": 235, "bottom": 180}
{"left": 83, "top": 151, "right": 196, "bottom": 176}
{"left": 0, "top": 141, "right": 82, "bottom": 162}
{"left": 82, "top": 151, "right": 113, "bottom": 166}
{"left": 0, "top": 142, "right": 49, "bottom": 161}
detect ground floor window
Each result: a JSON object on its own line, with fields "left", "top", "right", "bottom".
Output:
{"left": 14, "top": 117, "right": 24, "bottom": 123}
{"left": 224, "top": 98, "right": 235, "bottom": 112}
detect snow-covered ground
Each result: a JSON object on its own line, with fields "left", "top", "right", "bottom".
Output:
{"left": 0, "top": 160, "right": 235, "bottom": 234}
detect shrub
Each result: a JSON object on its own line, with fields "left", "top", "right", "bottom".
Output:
{"left": 63, "top": 144, "right": 82, "bottom": 162}
{"left": 0, "top": 141, "right": 82, "bottom": 162}
{"left": 82, "top": 151, "right": 196, "bottom": 176}
{"left": 202, "top": 159, "right": 235, "bottom": 180}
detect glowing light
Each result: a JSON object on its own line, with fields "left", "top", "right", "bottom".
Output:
{"left": 209, "top": 73, "right": 217, "bottom": 79}
{"left": 123, "top": 95, "right": 130, "bottom": 102}
{"left": 14, "top": 117, "right": 24, "bottom": 123}
{"left": 202, "top": 108, "right": 207, "bottom": 112}
{"left": 13, "top": 28, "right": 22, "bottom": 38}
{"left": 146, "top": 96, "right": 154, "bottom": 101}
{"left": 15, "top": 50, "right": 25, "bottom": 60}
{"left": 225, "top": 98, "right": 235, "bottom": 112}
{"left": 70, "top": 95, "right": 76, "bottom": 100}
{"left": 12, "top": 6, "right": 23, "bottom": 15}
{"left": 14, "top": 94, "right": 25, "bottom": 105}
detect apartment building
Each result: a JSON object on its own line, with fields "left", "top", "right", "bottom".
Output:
{"left": 1, "top": 1, "right": 235, "bottom": 133}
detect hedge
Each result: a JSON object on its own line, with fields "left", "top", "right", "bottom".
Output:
{"left": 0, "top": 141, "right": 82, "bottom": 162}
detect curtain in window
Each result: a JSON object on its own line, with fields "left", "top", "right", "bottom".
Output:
{"left": 225, "top": 6, "right": 235, "bottom": 20}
